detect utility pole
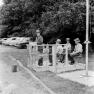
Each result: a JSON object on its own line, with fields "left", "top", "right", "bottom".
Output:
{"left": 81, "top": 0, "right": 93, "bottom": 77}
{"left": 85, "top": 0, "right": 89, "bottom": 76}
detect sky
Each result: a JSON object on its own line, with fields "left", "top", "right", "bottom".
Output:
{"left": 0, "top": 0, "right": 4, "bottom": 7}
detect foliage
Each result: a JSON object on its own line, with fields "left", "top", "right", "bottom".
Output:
{"left": 40, "top": 1, "right": 86, "bottom": 43}
{"left": 0, "top": 0, "right": 88, "bottom": 43}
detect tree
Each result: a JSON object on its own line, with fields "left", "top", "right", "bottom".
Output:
{"left": 0, "top": 0, "right": 87, "bottom": 44}
{"left": 40, "top": 1, "right": 86, "bottom": 43}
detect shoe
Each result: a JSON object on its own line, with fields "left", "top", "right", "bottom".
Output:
{"left": 38, "top": 64, "right": 43, "bottom": 66}
{"left": 49, "top": 64, "right": 53, "bottom": 66}
{"left": 61, "top": 61, "right": 64, "bottom": 63}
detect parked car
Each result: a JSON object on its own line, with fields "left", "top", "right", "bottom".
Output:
{"left": 2, "top": 37, "right": 17, "bottom": 46}
{"left": 0, "top": 38, "right": 2, "bottom": 44}
{"left": 2, "top": 37, "right": 30, "bottom": 48}
{"left": 7, "top": 37, "right": 19, "bottom": 46}
{"left": 15, "top": 37, "right": 30, "bottom": 48}
{"left": 1, "top": 38, "right": 8, "bottom": 45}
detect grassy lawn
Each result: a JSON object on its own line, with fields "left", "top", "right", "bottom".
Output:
{"left": 5, "top": 46, "right": 94, "bottom": 94}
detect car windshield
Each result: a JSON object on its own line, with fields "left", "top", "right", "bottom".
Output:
{"left": 4, "top": 39, "right": 7, "bottom": 40}
{"left": 12, "top": 38, "right": 16, "bottom": 40}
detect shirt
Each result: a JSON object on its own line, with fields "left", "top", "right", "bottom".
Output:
{"left": 36, "top": 35, "right": 43, "bottom": 45}
{"left": 56, "top": 44, "right": 64, "bottom": 54}
{"left": 74, "top": 43, "right": 83, "bottom": 53}
{"left": 65, "top": 43, "right": 71, "bottom": 50}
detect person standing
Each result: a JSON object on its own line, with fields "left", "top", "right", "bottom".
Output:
{"left": 36, "top": 29, "right": 43, "bottom": 45}
{"left": 36, "top": 29, "right": 43, "bottom": 66}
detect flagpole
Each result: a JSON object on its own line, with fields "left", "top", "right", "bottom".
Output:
{"left": 80, "top": 0, "right": 94, "bottom": 79}
{"left": 85, "top": 0, "right": 89, "bottom": 76}
{"left": 80, "top": 0, "right": 90, "bottom": 77}
{"left": 81, "top": 0, "right": 93, "bottom": 77}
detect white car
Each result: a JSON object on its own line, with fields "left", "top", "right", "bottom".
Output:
{"left": 1, "top": 38, "right": 8, "bottom": 45}
{"left": 2, "top": 37, "right": 17, "bottom": 46}
{"left": 8, "top": 37, "right": 20, "bottom": 46}
{"left": 2, "top": 37, "right": 30, "bottom": 48}
{"left": 8, "top": 37, "right": 30, "bottom": 48}
{"left": 15, "top": 37, "right": 30, "bottom": 48}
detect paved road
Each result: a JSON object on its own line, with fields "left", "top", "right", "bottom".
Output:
{"left": 0, "top": 45, "right": 50, "bottom": 94}
{"left": 0, "top": 45, "right": 94, "bottom": 94}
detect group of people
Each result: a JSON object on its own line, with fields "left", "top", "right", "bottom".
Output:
{"left": 35, "top": 29, "right": 83, "bottom": 66}
{"left": 56, "top": 37, "right": 83, "bottom": 65}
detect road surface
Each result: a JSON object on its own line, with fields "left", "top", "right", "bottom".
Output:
{"left": 0, "top": 45, "right": 50, "bottom": 94}
{"left": 0, "top": 45, "right": 94, "bottom": 94}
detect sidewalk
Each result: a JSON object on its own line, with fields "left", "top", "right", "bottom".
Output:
{"left": 0, "top": 54, "right": 50, "bottom": 94}
{"left": 4, "top": 47, "right": 94, "bottom": 94}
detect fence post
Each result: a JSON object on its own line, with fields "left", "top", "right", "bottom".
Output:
{"left": 52, "top": 45, "right": 57, "bottom": 73}
{"left": 33, "top": 44, "right": 38, "bottom": 68}
{"left": 65, "top": 45, "right": 68, "bottom": 65}
{"left": 28, "top": 43, "right": 31, "bottom": 67}
{"left": 46, "top": 44, "right": 49, "bottom": 71}
{"left": 28, "top": 42, "right": 37, "bottom": 68}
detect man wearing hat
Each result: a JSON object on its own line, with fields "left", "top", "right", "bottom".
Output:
{"left": 56, "top": 39, "right": 64, "bottom": 62}
{"left": 36, "top": 29, "right": 43, "bottom": 45}
{"left": 69, "top": 38, "right": 83, "bottom": 64}
{"left": 62, "top": 38, "right": 72, "bottom": 63}
{"left": 36, "top": 29, "right": 43, "bottom": 66}
{"left": 65, "top": 38, "right": 71, "bottom": 53}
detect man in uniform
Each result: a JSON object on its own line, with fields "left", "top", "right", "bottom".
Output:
{"left": 36, "top": 29, "right": 43, "bottom": 45}
{"left": 69, "top": 38, "right": 83, "bottom": 64}
{"left": 65, "top": 38, "right": 71, "bottom": 53}
{"left": 63, "top": 38, "right": 72, "bottom": 63}
{"left": 36, "top": 29, "right": 43, "bottom": 66}
{"left": 56, "top": 39, "right": 64, "bottom": 62}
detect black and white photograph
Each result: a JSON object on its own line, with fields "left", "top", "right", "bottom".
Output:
{"left": 0, "top": 0, "right": 94, "bottom": 94}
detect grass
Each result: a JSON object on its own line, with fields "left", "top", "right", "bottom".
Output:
{"left": 4, "top": 46, "right": 94, "bottom": 94}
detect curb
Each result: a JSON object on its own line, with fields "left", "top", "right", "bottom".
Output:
{"left": 9, "top": 55, "right": 56, "bottom": 94}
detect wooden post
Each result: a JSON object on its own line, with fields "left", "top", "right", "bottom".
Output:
{"left": 28, "top": 43, "right": 32, "bottom": 68}
{"left": 46, "top": 44, "right": 49, "bottom": 71}
{"left": 34, "top": 44, "right": 38, "bottom": 68}
{"left": 12, "top": 64, "right": 17, "bottom": 72}
{"left": 28, "top": 42, "right": 37, "bottom": 68}
{"left": 27, "top": 44, "right": 30, "bottom": 67}
{"left": 65, "top": 45, "right": 68, "bottom": 65}
{"left": 52, "top": 45, "right": 57, "bottom": 73}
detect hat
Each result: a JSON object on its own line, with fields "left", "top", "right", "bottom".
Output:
{"left": 74, "top": 38, "right": 80, "bottom": 42}
{"left": 36, "top": 29, "right": 40, "bottom": 33}
{"left": 66, "top": 38, "right": 70, "bottom": 41}
{"left": 56, "top": 39, "right": 61, "bottom": 42}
